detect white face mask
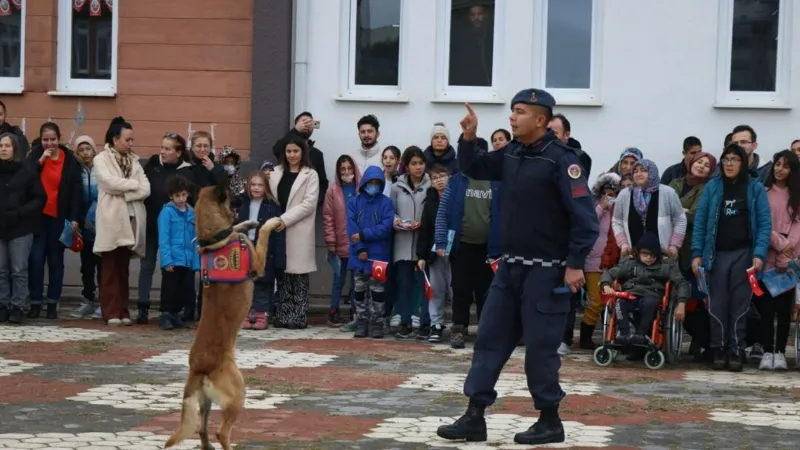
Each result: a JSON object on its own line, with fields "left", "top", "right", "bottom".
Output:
{"left": 341, "top": 174, "right": 355, "bottom": 184}
{"left": 223, "top": 165, "right": 236, "bottom": 175}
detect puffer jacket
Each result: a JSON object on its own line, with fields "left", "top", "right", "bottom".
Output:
{"left": 323, "top": 164, "right": 362, "bottom": 258}
{"left": 347, "top": 166, "right": 395, "bottom": 273}
{"left": 391, "top": 173, "right": 431, "bottom": 262}
{"left": 157, "top": 202, "right": 200, "bottom": 271}
{"left": 0, "top": 160, "right": 46, "bottom": 240}
{"left": 600, "top": 257, "right": 690, "bottom": 303}
{"left": 417, "top": 187, "right": 440, "bottom": 265}
{"left": 143, "top": 155, "right": 193, "bottom": 234}
{"left": 423, "top": 145, "right": 459, "bottom": 175}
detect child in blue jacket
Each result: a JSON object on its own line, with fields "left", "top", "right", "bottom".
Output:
{"left": 236, "top": 171, "right": 286, "bottom": 330}
{"left": 347, "top": 166, "right": 395, "bottom": 339}
{"left": 157, "top": 175, "right": 200, "bottom": 330}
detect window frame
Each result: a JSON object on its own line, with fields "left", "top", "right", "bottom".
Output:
{"left": 714, "top": 0, "right": 793, "bottom": 109}
{"left": 0, "top": 0, "right": 25, "bottom": 94}
{"left": 534, "top": 0, "right": 604, "bottom": 106}
{"left": 54, "top": 0, "right": 118, "bottom": 96}
{"left": 431, "top": 0, "right": 506, "bottom": 104}
{"left": 336, "top": 0, "right": 408, "bottom": 103}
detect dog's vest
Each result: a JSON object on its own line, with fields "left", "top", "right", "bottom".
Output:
{"left": 200, "top": 234, "right": 255, "bottom": 284}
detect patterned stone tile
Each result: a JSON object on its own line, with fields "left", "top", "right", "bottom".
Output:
{"left": 239, "top": 325, "right": 354, "bottom": 341}
{"left": 0, "top": 341, "right": 160, "bottom": 365}
{"left": 0, "top": 375, "right": 92, "bottom": 404}
{"left": 399, "top": 373, "right": 600, "bottom": 398}
{"left": 143, "top": 349, "right": 337, "bottom": 369}
{"left": 0, "top": 325, "right": 115, "bottom": 343}
{"left": 683, "top": 370, "right": 800, "bottom": 389}
{"left": 365, "top": 414, "right": 614, "bottom": 448}
{"left": 67, "top": 383, "right": 294, "bottom": 411}
{"left": 0, "top": 431, "right": 201, "bottom": 449}
{"left": 710, "top": 402, "right": 800, "bottom": 430}
{"left": 0, "top": 357, "right": 41, "bottom": 377}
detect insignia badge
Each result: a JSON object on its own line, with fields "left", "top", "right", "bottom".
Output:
{"left": 567, "top": 164, "right": 582, "bottom": 179}
{"left": 530, "top": 91, "right": 537, "bottom": 103}
{"left": 213, "top": 255, "right": 229, "bottom": 270}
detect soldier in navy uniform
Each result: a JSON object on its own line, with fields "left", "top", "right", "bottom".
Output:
{"left": 436, "top": 89, "right": 599, "bottom": 446}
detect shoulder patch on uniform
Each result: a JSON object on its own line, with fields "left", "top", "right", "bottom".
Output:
{"left": 570, "top": 179, "right": 589, "bottom": 198}
{"left": 567, "top": 164, "right": 582, "bottom": 180}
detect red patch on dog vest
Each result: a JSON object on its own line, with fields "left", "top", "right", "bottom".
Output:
{"left": 201, "top": 235, "right": 253, "bottom": 283}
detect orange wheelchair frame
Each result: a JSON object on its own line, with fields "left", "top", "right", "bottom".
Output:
{"left": 592, "top": 281, "right": 683, "bottom": 370}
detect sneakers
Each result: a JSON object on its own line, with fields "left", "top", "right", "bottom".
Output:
{"left": 759, "top": 352, "right": 774, "bottom": 370}
{"left": 749, "top": 343, "right": 764, "bottom": 360}
{"left": 411, "top": 315, "right": 420, "bottom": 329}
{"left": 136, "top": 306, "right": 149, "bottom": 325}
{"left": 159, "top": 314, "right": 174, "bottom": 330}
{"left": 450, "top": 325, "right": 466, "bottom": 349}
{"left": 45, "top": 303, "right": 58, "bottom": 320}
{"left": 390, "top": 314, "right": 401, "bottom": 327}
{"left": 107, "top": 318, "right": 122, "bottom": 326}
{"left": 69, "top": 302, "right": 96, "bottom": 319}
{"left": 327, "top": 309, "right": 345, "bottom": 327}
{"left": 728, "top": 350, "right": 744, "bottom": 372}
{"left": 395, "top": 323, "right": 413, "bottom": 339}
{"left": 712, "top": 348, "right": 727, "bottom": 370}
{"left": 557, "top": 342, "right": 570, "bottom": 356}
{"left": 121, "top": 317, "right": 133, "bottom": 326}
{"left": 436, "top": 402, "right": 487, "bottom": 442}
{"left": 354, "top": 319, "right": 369, "bottom": 338}
{"left": 241, "top": 313, "right": 254, "bottom": 330}
{"left": 429, "top": 324, "right": 444, "bottom": 343}
{"left": 416, "top": 324, "right": 430, "bottom": 341}
{"left": 774, "top": 351, "right": 788, "bottom": 370}
{"left": 91, "top": 306, "right": 102, "bottom": 320}
{"left": 8, "top": 306, "right": 22, "bottom": 324}
{"left": 252, "top": 312, "right": 268, "bottom": 330}
{"left": 340, "top": 319, "right": 357, "bottom": 332}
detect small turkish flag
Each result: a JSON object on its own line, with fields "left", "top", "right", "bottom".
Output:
{"left": 490, "top": 258, "right": 501, "bottom": 273}
{"left": 747, "top": 267, "right": 764, "bottom": 296}
{"left": 422, "top": 271, "right": 433, "bottom": 301}
{"left": 372, "top": 260, "right": 388, "bottom": 283}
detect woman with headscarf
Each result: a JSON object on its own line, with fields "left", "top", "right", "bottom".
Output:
{"left": 608, "top": 147, "right": 643, "bottom": 176}
{"left": 612, "top": 159, "right": 687, "bottom": 260}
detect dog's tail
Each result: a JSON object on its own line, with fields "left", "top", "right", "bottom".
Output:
{"left": 252, "top": 218, "right": 281, "bottom": 277}
{"left": 164, "top": 373, "right": 204, "bottom": 448}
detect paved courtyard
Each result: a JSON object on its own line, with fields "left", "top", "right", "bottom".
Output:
{"left": 2, "top": 317, "right": 800, "bottom": 449}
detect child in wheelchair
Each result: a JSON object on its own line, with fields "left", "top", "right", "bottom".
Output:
{"left": 599, "top": 233, "right": 690, "bottom": 347}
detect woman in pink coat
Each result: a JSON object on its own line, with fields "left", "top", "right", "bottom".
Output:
{"left": 759, "top": 150, "right": 800, "bottom": 371}
{"left": 323, "top": 155, "right": 362, "bottom": 326}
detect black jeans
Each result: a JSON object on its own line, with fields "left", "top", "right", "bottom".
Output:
{"left": 79, "top": 238, "right": 101, "bottom": 302}
{"left": 450, "top": 242, "right": 493, "bottom": 327}
{"left": 758, "top": 285, "right": 794, "bottom": 353}
{"left": 563, "top": 291, "right": 581, "bottom": 345}
{"left": 161, "top": 267, "right": 194, "bottom": 315}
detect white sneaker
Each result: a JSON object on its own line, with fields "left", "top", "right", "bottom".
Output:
{"left": 411, "top": 315, "right": 420, "bottom": 329}
{"left": 69, "top": 302, "right": 95, "bottom": 319}
{"left": 750, "top": 343, "right": 764, "bottom": 359}
{"left": 390, "top": 314, "right": 401, "bottom": 327}
{"left": 121, "top": 318, "right": 133, "bottom": 326}
{"left": 557, "top": 342, "right": 571, "bottom": 356}
{"left": 107, "top": 318, "right": 121, "bottom": 326}
{"left": 91, "top": 307, "right": 102, "bottom": 320}
{"left": 774, "top": 352, "right": 788, "bottom": 370}
{"left": 759, "top": 352, "right": 774, "bottom": 370}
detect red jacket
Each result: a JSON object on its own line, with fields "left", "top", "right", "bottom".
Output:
{"left": 323, "top": 165, "right": 363, "bottom": 258}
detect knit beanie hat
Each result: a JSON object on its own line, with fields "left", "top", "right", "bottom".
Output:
{"left": 431, "top": 122, "right": 450, "bottom": 141}
{"left": 74, "top": 135, "right": 97, "bottom": 154}
{"left": 635, "top": 232, "right": 661, "bottom": 259}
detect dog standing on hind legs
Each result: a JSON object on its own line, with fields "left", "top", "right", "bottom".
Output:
{"left": 165, "top": 183, "right": 281, "bottom": 450}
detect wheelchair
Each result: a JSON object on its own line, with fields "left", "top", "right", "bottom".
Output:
{"left": 592, "top": 281, "right": 683, "bottom": 370}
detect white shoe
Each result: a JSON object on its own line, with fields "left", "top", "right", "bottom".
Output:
{"left": 411, "top": 315, "right": 420, "bottom": 329}
{"left": 107, "top": 318, "right": 121, "bottom": 326}
{"left": 121, "top": 318, "right": 133, "bottom": 326}
{"left": 69, "top": 302, "right": 95, "bottom": 319}
{"left": 759, "top": 352, "right": 774, "bottom": 370}
{"left": 91, "top": 306, "right": 102, "bottom": 320}
{"left": 774, "top": 352, "right": 788, "bottom": 370}
{"left": 390, "top": 314, "right": 401, "bottom": 327}
{"left": 557, "top": 342, "right": 571, "bottom": 356}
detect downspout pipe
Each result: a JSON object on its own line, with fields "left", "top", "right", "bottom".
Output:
{"left": 291, "top": 0, "right": 310, "bottom": 125}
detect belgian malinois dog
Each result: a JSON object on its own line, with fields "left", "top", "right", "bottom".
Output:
{"left": 165, "top": 183, "right": 281, "bottom": 450}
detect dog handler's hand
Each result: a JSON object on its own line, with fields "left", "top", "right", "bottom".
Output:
{"left": 564, "top": 267, "right": 585, "bottom": 293}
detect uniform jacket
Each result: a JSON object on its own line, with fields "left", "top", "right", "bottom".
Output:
{"left": 599, "top": 257, "right": 690, "bottom": 303}
{"left": 691, "top": 175, "right": 771, "bottom": 272}
{"left": 391, "top": 173, "right": 431, "bottom": 262}
{"left": 423, "top": 145, "right": 459, "bottom": 175}
{"left": 236, "top": 197, "right": 287, "bottom": 281}
{"left": 612, "top": 185, "right": 687, "bottom": 252}
{"left": 157, "top": 202, "right": 200, "bottom": 271}
{"left": 323, "top": 165, "right": 363, "bottom": 258}
{"left": 269, "top": 165, "right": 319, "bottom": 274}
{"left": 92, "top": 146, "right": 151, "bottom": 258}
{"left": 0, "top": 160, "right": 46, "bottom": 240}
{"left": 28, "top": 140, "right": 83, "bottom": 224}
{"left": 668, "top": 177, "right": 708, "bottom": 271}
{"left": 456, "top": 131, "right": 598, "bottom": 269}
{"left": 417, "top": 187, "right": 441, "bottom": 265}
{"left": 347, "top": 166, "right": 395, "bottom": 273}
{"left": 434, "top": 172, "right": 500, "bottom": 255}
{"left": 144, "top": 155, "right": 192, "bottom": 233}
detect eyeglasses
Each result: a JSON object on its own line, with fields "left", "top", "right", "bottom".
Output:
{"left": 431, "top": 175, "right": 449, "bottom": 182}
{"left": 721, "top": 157, "right": 742, "bottom": 165}
{"left": 164, "top": 132, "right": 179, "bottom": 139}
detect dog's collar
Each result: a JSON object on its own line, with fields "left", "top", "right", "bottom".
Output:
{"left": 197, "top": 227, "right": 234, "bottom": 247}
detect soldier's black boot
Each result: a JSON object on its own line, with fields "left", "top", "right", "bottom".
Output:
{"left": 514, "top": 406, "right": 565, "bottom": 445}
{"left": 436, "top": 401, "right": 487, "bottom": 442}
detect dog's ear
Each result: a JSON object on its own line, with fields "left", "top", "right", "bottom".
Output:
{"left": 212, "top": 182, "right": 230, "bottom": 205}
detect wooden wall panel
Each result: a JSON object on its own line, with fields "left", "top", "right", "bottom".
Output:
{"left": 119, "top": 18, "right": 252, "bottom": 46}
{"left": 121, "top": 0, "right": 253, "bottom": 20}
{"left": 117, "top": 70, "right": 252, "bottom": 98}
{"left": 118, "top": 44, "right": 252, "bottom": 72}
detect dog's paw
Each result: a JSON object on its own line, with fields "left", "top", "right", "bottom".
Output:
{"left": 234, "top": 220, "right": 259, "bottom": 232}
{"left": 264, "top": 217, "right": 283, "bottom": 231}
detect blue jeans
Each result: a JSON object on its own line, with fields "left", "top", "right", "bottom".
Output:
{"left": 0, "top": 234, "right": 34, "bottom": 308}
{"left": 330, "top": 255, "right": 354, "bottom": 311}
{"left": 138, "top": 231, "right": 158, "bottom": 307}
{"left": 28, "top": 215, "right": 66, "bottom": 305}
{"left": 253, "top": 278, "right": 274, "bottom": 313}
{"left": 394, "top": 261, "right": 422, "bottom": 325}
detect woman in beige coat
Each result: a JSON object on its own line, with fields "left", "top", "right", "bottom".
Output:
{"left": 269, "top": 136, "right": 319, "bottom": 328}
{"left": 93, "top": 117, "right": 150, "bottom": 326}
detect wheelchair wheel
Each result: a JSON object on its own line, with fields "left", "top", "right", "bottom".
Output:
{"left": 644, "top": 350, "right": 666, "bottom": 370}
{"left": 664, "top": 304, "right": 683, "bottom": 364}
{"left": 593, "top": 346, "right": 614, "bottom": 367}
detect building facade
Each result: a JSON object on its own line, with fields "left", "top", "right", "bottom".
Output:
{"left": 295, "top": 0, "right": 800, "bottom": 178}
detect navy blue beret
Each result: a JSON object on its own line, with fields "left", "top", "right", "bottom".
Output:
{"left": 510, "top": 88, "right": 556, "bottom": 110}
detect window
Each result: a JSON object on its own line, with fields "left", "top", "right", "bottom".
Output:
{"left": 55, "top": 0, "right": 118, "bottom": 95}
{"left": 535, "top": 0, "right": 603, "bottom": 105}
{"left": 338, "top": 0, "right": 406, "bottom": 101}
{"left": 715, "top": 0, "right": 793, "bottom": 108}
{"left": 0, "top": 0, "right": 24, "bottom": 93}
{"left": 433, "top": 0, "right": 505, "bottom": 103}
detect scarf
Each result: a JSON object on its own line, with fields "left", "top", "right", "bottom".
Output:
{"left": 615, "top": 147, "right": 643, "bottom": 175}
{"left": 106, "top": 144, "right": 133, "bottom": 179}
{"left": 631, "top": 159, "right": 660, "bottom": 218}
{"left": 684, "top": 152, "right": 717, "bottom": 187}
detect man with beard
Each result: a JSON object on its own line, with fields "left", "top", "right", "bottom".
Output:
{"left": 354, "top": 115, "right": 382, "bottom": 173}
{"left": 272, "top": 111, "right": 329, "bottom": 204}
{"left": 449, "top": 3, "right": 494, "bottom": 87}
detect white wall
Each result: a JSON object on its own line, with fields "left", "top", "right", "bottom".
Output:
{"left": 296, "top": 0, "right": 800, "bottom": 184}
